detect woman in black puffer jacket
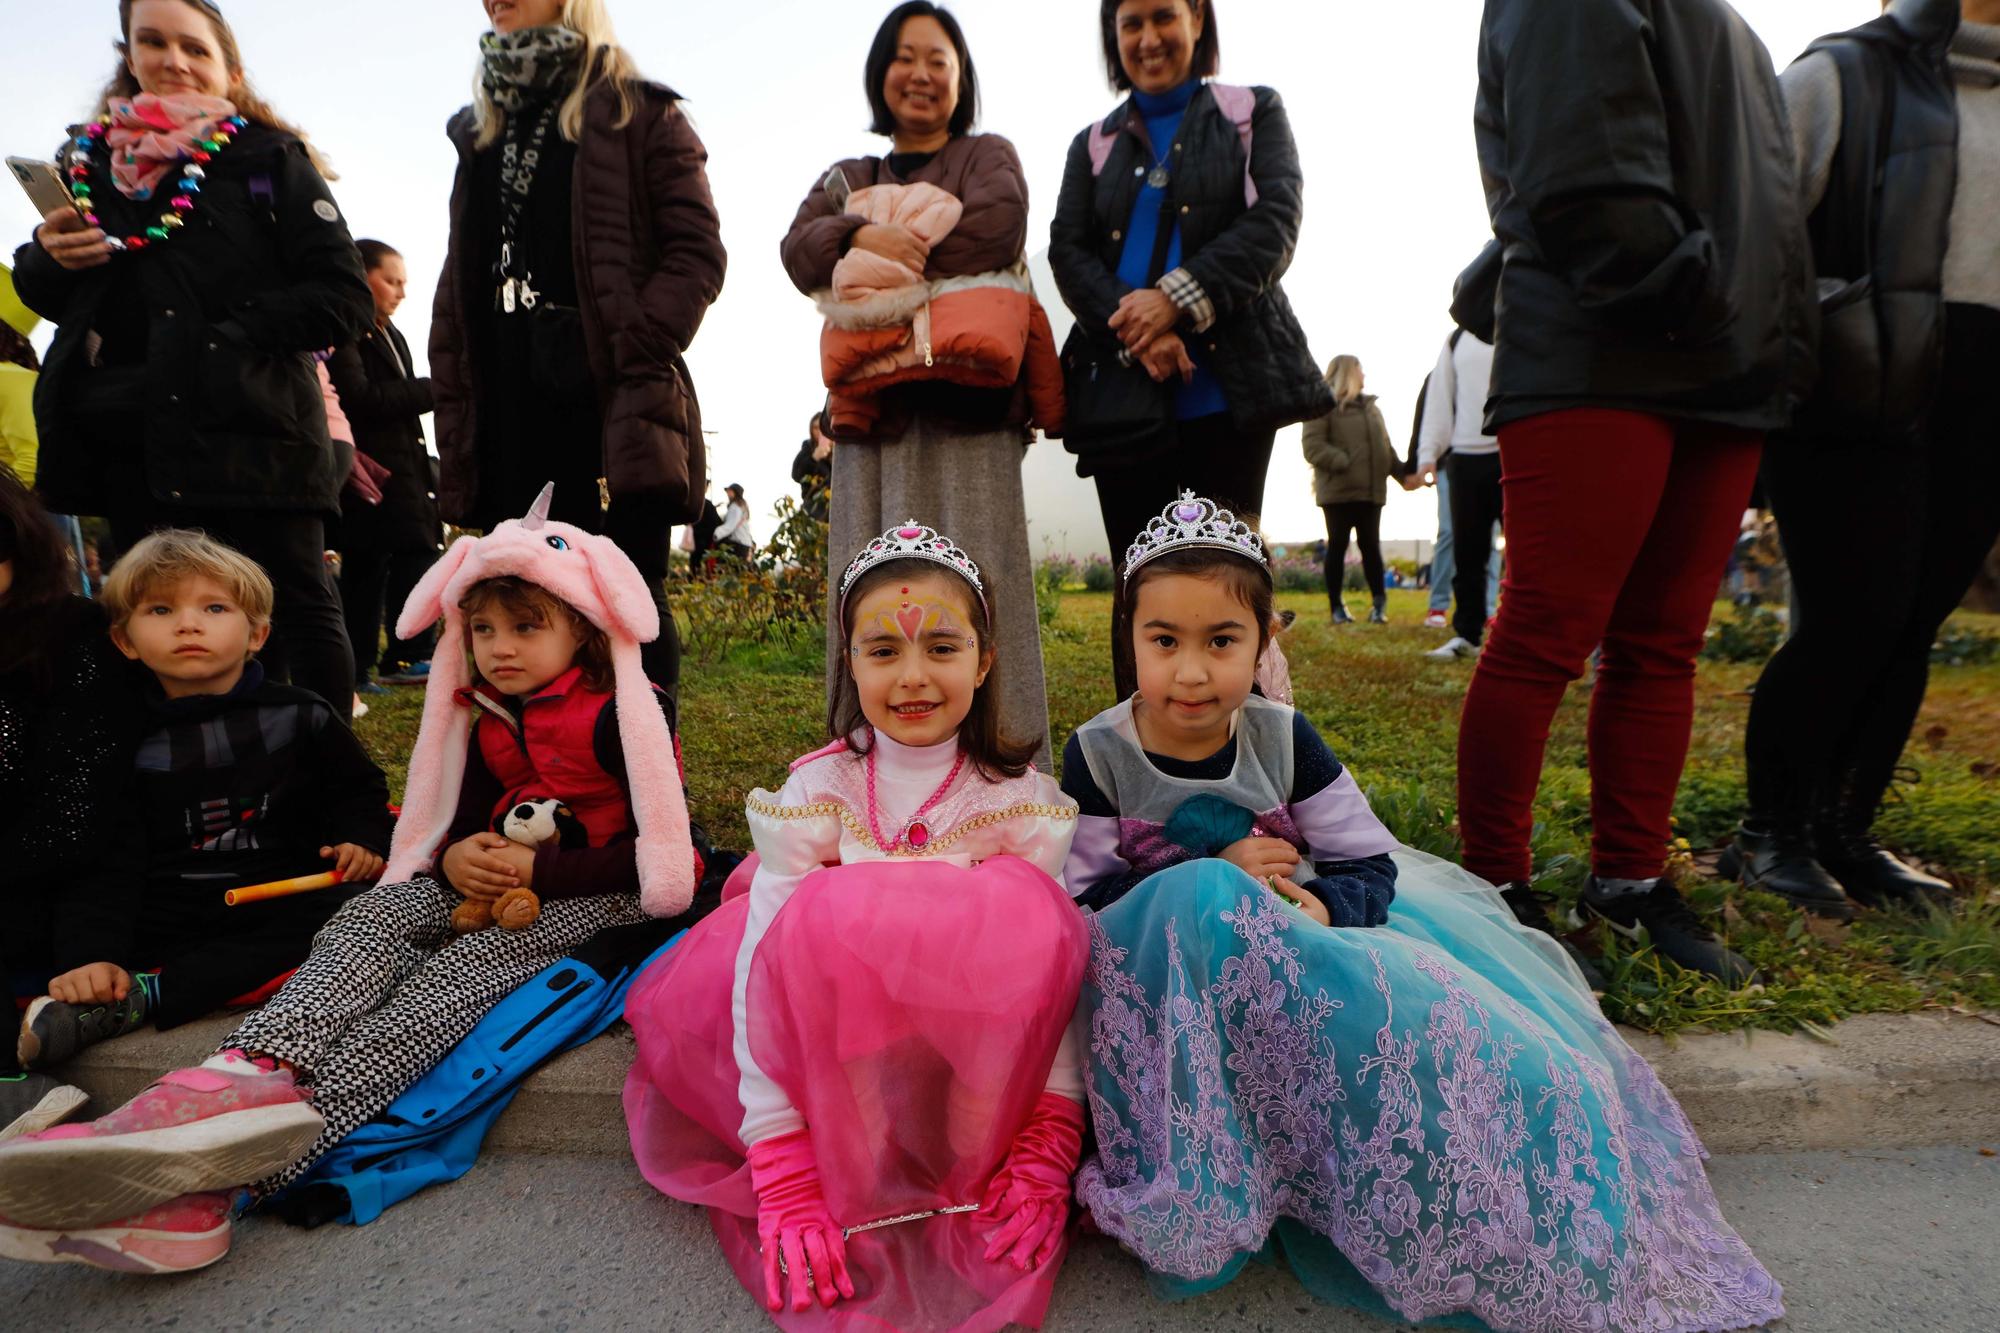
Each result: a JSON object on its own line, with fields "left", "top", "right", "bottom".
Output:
{"left": 1049, "top": 0, "right": 1329, "bottom": 698}
{"left": 15, "top": 0, "right": 372, "bottom": 713}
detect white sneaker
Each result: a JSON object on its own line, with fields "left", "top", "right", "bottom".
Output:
{"left": 1425, "top": 636, "right": 1481, "bottom": 661}
{"left": 1423, "top": 610, "right": 1449, "bottom": 630}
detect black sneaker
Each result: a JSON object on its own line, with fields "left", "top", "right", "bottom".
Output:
{"left": 17, "top": 986, "right": 152, "bottom": 1069}
{"left": 0, "top": 1072, "right": 89, "bottom": 1142}
{"left": 1498, "top": 882, "right": 1607, "bottom": 991}
{"left": 1580, "top": 877, "right": 1760, "bottom": 986}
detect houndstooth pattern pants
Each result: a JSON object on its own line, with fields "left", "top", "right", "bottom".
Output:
{"left": 223, "top": 877, "right": 648, "bottom": 1193}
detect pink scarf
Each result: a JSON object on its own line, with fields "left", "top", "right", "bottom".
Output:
{"left": 104, "top": 92, "right": 239, "bottom": 200}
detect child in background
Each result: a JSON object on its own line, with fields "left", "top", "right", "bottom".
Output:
{"left": 0, "top": 471, "right": 142, "bottom": 1141}
{"left": 0, "top": 487, "right": 706, "bottom": 1274}
{"left": 1062, "top": 493, "right": 1785, "bottom": 1331}
{"left": 16, "top": 530, "right": 391, "bottom": 1072}
{"left": 625, "top": 521, "right": 1087, "bottom": 1331}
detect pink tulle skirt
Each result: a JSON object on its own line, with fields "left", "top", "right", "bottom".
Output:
{"left": 623, "top": 854, "right": 1089, "bottom": 1332}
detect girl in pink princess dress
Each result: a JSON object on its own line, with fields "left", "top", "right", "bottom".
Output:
{"left": 623, "top": 522, "right": 1088, "bottom": 1333}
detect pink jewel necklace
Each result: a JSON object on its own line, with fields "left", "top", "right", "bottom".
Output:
{"left": 864, "top": 743, "right": 966, "bottom": 852}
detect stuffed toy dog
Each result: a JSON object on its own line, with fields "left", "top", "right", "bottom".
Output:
{"left": 449, "top": 797, "right": 591, "bottom": 933}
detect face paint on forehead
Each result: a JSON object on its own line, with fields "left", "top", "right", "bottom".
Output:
{"left": 851, "top": 585, "right": 980, "bottom": 651}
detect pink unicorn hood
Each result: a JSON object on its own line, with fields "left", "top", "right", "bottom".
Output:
{"left": 382, "top": 484, "right": 695, "bottom": 916}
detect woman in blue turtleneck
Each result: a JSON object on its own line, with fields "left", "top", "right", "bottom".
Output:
{"left": 1049, "top": 0, "right": 1331, "bottom": 698}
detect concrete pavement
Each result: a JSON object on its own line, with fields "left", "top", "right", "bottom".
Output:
{"left": 10, "top": 1146, "right": 1999, "bottom": 1331}
{"left": 52, "top": 1010, "right": 2000, "bottom": 1159}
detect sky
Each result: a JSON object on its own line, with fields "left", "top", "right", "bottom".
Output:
{"left": 3, "top": 0, "right": 1878, "bottom": 553}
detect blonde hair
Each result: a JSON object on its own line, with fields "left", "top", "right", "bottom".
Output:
{"left": 95, "top": 0, "right": 336, "bottom": 179}
{"left": 471, "top": 0, "right": 642, "bottom": 150}
{"left": 102, "top": 529, "right": 275, "bottom": 630}
{"left": 1325, "top": 354, "right": 1364, "bottom": 408}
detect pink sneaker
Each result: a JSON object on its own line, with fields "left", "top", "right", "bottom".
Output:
{"left": 0, "top": 1191, "right": 232, "bottom": 1275}
{"left": 0, "top": 1055, "right": 322, "bottom": 1228}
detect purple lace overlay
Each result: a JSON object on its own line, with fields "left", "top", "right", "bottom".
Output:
{"left": 1077, "top": 881, "right": 1785, "bottom": 1332}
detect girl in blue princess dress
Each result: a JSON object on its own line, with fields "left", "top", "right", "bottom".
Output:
{"left": 1060, "top": 493, "right": 1784, "bottom": 1333}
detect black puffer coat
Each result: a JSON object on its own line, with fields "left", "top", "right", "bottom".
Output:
{"left": 327, "top": 320, "right": 442, "bottom": 553}
{"left": 431, "top": 71, "right": 726, "bottom": 527}
{"left": 1049, "top": 83, "right": 1331, "bottom": 435}
{"left": 1474, "top": 0, "right": 1817, "bottom": 433}
{"left": 13, "top": 124, "right": 372, "bottom": 515}
{"left": 1796, "top": 0, "right": 1961, "bottom": 446}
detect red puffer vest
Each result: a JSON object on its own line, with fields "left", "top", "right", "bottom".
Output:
{"left": 467, "top": 667, "right": 631, "bottom": 845}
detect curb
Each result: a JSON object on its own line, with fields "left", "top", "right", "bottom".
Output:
{"left": 46, "top": 1011, "right": 2000, "bottom": 1160}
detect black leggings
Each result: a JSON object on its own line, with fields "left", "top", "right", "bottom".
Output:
{"left": 341, "top": 546, "right": 438, "bottom": 676}
{"left": 1447, "top": 451, "right": 1506, "bottom": 644}
{"left": 1745, "top": 303, "right": 2000, "bottom": 824}
{"left": 1321, "top": 502, "right": 1385, "bottom": 610}
{"left": 1092, "top": 414, "right": 1276, "bottom": 700}
{"left": 112, "top": 505, "right": 355, "bottom": 714}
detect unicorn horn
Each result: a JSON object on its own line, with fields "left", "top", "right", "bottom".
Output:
{"left": 522, "top": 482, "right": 555, "bottom": 530}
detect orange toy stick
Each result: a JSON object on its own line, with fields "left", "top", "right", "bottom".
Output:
{"left": 224, "top": 870, "right": 345, "bottom": 906}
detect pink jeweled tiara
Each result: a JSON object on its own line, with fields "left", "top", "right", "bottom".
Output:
{"left": 1123, "top": 491, "right": 1269, "bottom": 582}
{"left": 839, "top": 520, "right": 987, "bottom": 612}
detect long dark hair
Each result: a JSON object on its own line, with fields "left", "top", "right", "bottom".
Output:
{"left": 864, "top": 1, "right": 981, "bottom": 138}
{"left": 1099, "top": 0, "right": 1221, "bottom": 92}
{"left": 829, "top": 557, "right": 1035, "bottom": 780}
{"left": 0, "top": 467, "right": 82, "bottom": 683}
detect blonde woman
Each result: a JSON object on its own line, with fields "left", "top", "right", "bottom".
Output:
{"left": 430, "top": 0, "right": 726, "bottom": 697}
{"left": 1300, "top": 354, "right": 1397, "bottom": 623}
{"left": 13, "top": 0, "right": 373, "bottom": 711}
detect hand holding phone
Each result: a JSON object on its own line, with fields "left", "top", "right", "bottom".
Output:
{"left": 10, "top": 158, "right": 112, "bottom": 271}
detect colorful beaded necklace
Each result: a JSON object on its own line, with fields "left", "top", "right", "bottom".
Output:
{"left": 65, "top": 113, "right": 248, "bottom": 254}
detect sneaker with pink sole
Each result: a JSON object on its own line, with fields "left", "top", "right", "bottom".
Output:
{"left": 0, "top": 1191, "right": 233, "bottom": 1275}
{"left": 0, "top": 1054, "right": 322, "bottom": 1229}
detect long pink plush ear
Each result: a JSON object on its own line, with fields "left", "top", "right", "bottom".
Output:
{"left": 579, "top": 531, "right": 659, "bottom": 643}
{"left": 382, "top": 536, "right": 480, "bottom": 885}
{"left": 614, "top": 638, "right": 695, "bottom": 916}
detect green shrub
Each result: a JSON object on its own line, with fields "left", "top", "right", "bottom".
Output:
{"left": 1701, "top": 603, "right": 1785, "bottom": 663}
{"left": 1933, "top": 622, "right": 2000, "bottom": 667}
{"left": 1081, "top": 554, "right": 1115, "bottom": 592}
{"left": 676, "top": 497, "right": 827, "bottom": 666}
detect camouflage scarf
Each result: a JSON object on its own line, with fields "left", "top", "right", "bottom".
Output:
{"left": 478, "top": 25, "right": 586, "bottom": 113}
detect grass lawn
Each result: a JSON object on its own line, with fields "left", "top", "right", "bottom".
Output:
{"left": 355, "top": 588, "right": 2000, "bottom": 1037}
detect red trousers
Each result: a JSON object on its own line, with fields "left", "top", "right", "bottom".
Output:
{"left": 1456, "top": 409, "right": 1761, "bottom": 885}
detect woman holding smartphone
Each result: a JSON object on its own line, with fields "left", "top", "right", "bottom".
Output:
{"left": 13, "top": 0, "right": 372, "bottom": 712}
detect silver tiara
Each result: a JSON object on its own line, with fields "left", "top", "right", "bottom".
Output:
{"left": 1123, "top": 491, "right": 1269, "bottom": 582}
{"left": 839, "top": 521, "right": 987, "bottom": 611}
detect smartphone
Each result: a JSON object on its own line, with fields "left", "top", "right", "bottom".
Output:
{"left": 822, "top": 165, "right": 852, "bottom": 212}
{"left": 8, "top": 156, "right": 74, "bottom": 219}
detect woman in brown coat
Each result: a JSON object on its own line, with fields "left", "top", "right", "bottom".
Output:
{"left": 430, "top": 0, "right": 725, "bottom": 696}
{"left": 783, "top": 0, "right": 1051, "bottom": 768}
{"left": 1301, "top": 355, "right": 1398, "bottom": 623}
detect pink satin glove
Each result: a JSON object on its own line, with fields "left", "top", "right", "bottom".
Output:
{"left": 747, "top": 1129, "right": 856, "bottom": 1312}
{"left": 975, "top": 1092, "right": 1086, "bottom": 1270}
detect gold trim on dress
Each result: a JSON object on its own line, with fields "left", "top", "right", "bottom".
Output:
{"left": 744, "top": 792, "right": 1076, "bottom": 856}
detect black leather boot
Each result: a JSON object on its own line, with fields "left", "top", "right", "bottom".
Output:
{"left": 1814, "top": 770, "right": 1954, "bottom": 910}
{"left": 1730, "top": 821, "right": 1853, "bottom": 919}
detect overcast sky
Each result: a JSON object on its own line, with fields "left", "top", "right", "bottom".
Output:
{"left": 4, "top": 0, "right": 1876, "bottom": 549}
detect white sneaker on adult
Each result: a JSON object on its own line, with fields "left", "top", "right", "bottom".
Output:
{"left": 1425, "top": 636, "right": 1481, "bottom": 661}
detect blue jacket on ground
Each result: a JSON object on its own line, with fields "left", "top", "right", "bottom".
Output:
{"left": 270, "top": 920, "right": 683, "bottom": 1226}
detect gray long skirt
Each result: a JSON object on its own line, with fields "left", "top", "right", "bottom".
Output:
{"left": 825, "top": 414, "right": 1053, "bottom": 771}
